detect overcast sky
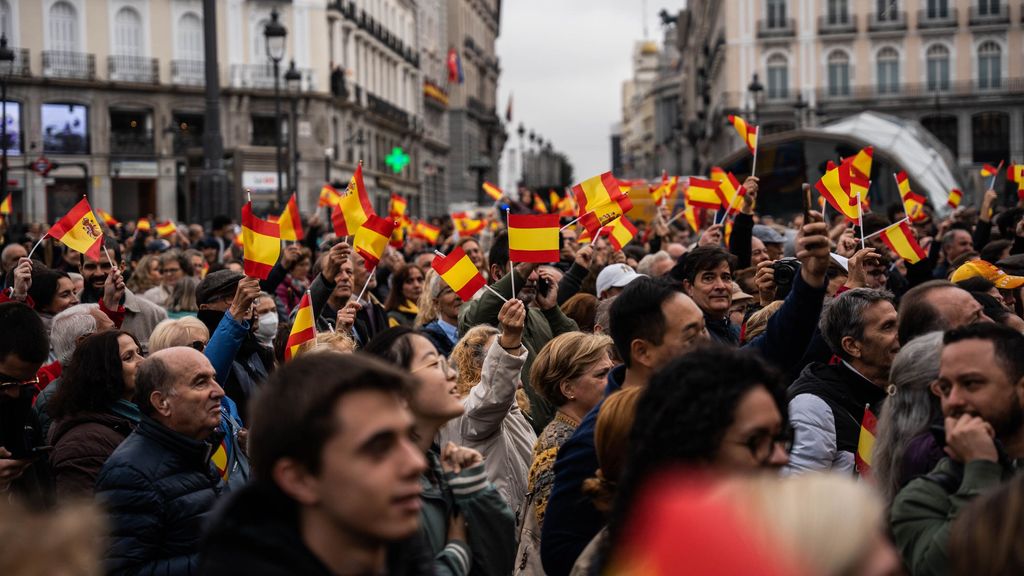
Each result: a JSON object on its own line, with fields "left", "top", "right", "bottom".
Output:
{"left": 496, "top": 0, "right": 689, "bottom": 189}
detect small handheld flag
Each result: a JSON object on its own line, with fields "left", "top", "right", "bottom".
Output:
{"left": 388, "top": 193, "right": 408, "bottom": 219}
{"left": 686, "top": 178, "right": 724, "bottom": 210}
{"left": 482, "top": 181, "right": 504, "bottom": 201}
{"left": 0, "top": 193, "right": 11, "bottom": 215}
{"left": 241, "top": 203, "right": 282, "bottom": 279}
{"left": 319, "top": 184, "right": 340, "bottom": 208}
{"left": 815, "top": 162, "right": 859, "bottom": 222}
{"left": 854, "top": 405, "right": 878, "bottom": 477}
{"left": 572, "top": 172, "right": 624, "bottom": 216}
{"left": 136, "top": 218, "right": 151, "bottom": 232}
{"left": 411, "top": 220, "right": 441, "bottom": 244}
{"left": 46, "top": 197, "right": 104, "bottom": 260}
{"left": 727, "top": 114, "right": 758, "bottom": 154}
{"left": 980, "top": 163, "right": 1001, "bottom": 178}
{"left": 97, "top": 208, "right": 119, "bottom": 228}
{"left": 333, "top": 164, "right": 376, "bottom": 237}
{"left": 947, "top": 188, "right": 963, "bottom": 209}
{"left": 508, "top": 213, "right": 560, "bottom": 263}
{"left": 354, "top": 214, "right": 396, "bottom": 271}
{"left": 284, "top": 292, "right": 316, "bottom": 361}
{"left": 155, "top": 220, "right": 178, "bottom": 238}
{"left": 431, "top": 246, "right": 487, "bottom": 301}
{"left": 603, "top": 216, "right": 638, "bottom": 251}
{"left": 279, "top": 194, "right": 305, "bottom": 241}
{"left": 879, "top": 220, "right": 927, "bottom": 264}
{"left": 452, "top": 212, "right": 485, "bottom": 236}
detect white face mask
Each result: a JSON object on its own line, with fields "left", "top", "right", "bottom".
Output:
{"left": 256, "top": 311, "right": 278, "bottom": 345}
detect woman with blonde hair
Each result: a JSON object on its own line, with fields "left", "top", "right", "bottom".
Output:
{"left": 147, "top": 316, "right": 209, "bottom": 353}
{"left": 418, "top": 270, "right": 464, "bottom": 358}
{"left": 293, "top": 330, "right": 356, "bottom": 357}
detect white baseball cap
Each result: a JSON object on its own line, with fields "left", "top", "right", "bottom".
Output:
{"left": 596, "top": 264, "right": 646, "bottom": 298}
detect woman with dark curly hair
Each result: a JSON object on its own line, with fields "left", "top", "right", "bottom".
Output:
{"left": 47, "top": 330, "right": 143, "bottom": 499}
{"left": 26, "top": 265, "right": 78, "bottom": 332}
{"left": 383, "top": 264, "right": 425, "bottom": 327}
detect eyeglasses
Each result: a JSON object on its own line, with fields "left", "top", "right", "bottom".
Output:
{"left": 161, "top": 268, "right": 182, "bottom": 275}
{"left": 735, "top": 426, "right": 795, "bottom": 463}
{"left": 411, "top": 355, "right": 454, "bottom": 376}
{"left": 0, "top": 375, "right": 40, "bottom": 390}
{"left": 190, "top": 340, "right": 207, "bottom": 352}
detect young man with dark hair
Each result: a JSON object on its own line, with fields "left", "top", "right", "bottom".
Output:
{"left": 200, "top": 353, "right": 433, "bottom": 576}
{"left": 891, "top": 323, "right": 1024, "bottom": 576}
{"left": 541, "top": 277, "right": 707, "bottom": 576}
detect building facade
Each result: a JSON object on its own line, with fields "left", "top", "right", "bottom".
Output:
{"left": 446, "top": 0, "right": 504, "bottom": 205}
{"left": 418, "top": 0, "right": 451, "bottom": 217}
{"left": 678, "top": 0, "right": 1024, "bottom": 181}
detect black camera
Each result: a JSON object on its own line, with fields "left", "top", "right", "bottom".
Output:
{"left": 536, "top": 277, "right": 552, "bottom": 298}
{"left": 772, "top": 258, "right": 802, "bottom": 300}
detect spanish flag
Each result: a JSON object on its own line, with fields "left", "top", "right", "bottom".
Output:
{"left": 683, "top": 205, "right": 701, "bottom": 234}
{"left": 97, "top": 208, "right": 119, "bottom": 228}
{"left": 727, "top": 114, "right": 758, "bottom": 154}
{"left": 211, "top": 438, "right": 230, "bottom": 482}
{"left": 388, "top": 193, "right": 408, "bottom": 218}
{"left": 431, "top": 246, "right": 486, "bottom": 301}
{"left": 319, "top": 183, "right": 340, "bottom": 208}
{"left": 482, "top": 181, "right": 503, "bottom": 202}
{"left": 532, "top": 193, "right": 549, "bottom": 214}
{"left": 850, "top": 173, "right": 870, "bottom": 210}
{"left": 136, "top": 218, "right": 151, "bottom": 232}
{"left": 573, "top": 172, "right": 625, "bottom": 216}
{"left": 155, "top": 220, "right": 178, "bottom": 238}
{"left": 710, "top": 169, "right": 744, "bottom": 215}
{"left": 507, "top": 213, "right": 560, "bottom": 263}
{"left": 412, "top": 220, "right": 441, "bottom": 244}
{"left": 389, "top": 217, "right": 408, "bottom": 249}
{"left": 549, "top": 190, "right": 561, "bottom": 210}
{"left": 557, "top": 192, "right": 577, "bottom": 217}
{"left": 354, "top": 214, "right": 395, "bottom": 271}
{"left": 1008, "top": 163, "right": 1024, "bottom": 185}
{"left": 947, "top": 188, "right": 963, "bottom": 209}
{"left": 278, "top": 193, "right": 304, "bottom": 241}
{"left": 0, "top": 193, "right": 11, "bottom": 214}
{"left": 604, "top": 216, "right": 638, "bottom": 251}
{"left": 815, "top": 162, "right": 859, "bottom": 222}
{"left": 686, "top": 178, "right": 724, "bottom": 210}
{"left": 980, "top": 162, "right": 1001, "bottom": 178}
{"left": 854, "top": 405, "right": 878, "bottom": 477}
{"left": 843, "top": 146, "right": 874, "bottom": 180}
{"left": 333, "top": 165, "right": 376, "bottom": 237}
{"left": 452, "top": 212, "right": 485, "bottom": 236}
{"left": 241, "top": 202, "right": 281, "bottom": 279}
{"left": 579, "top": 194, "right": 633, "bottom": 239}
{"left": 879, "top": 220, "right": 927, "bottom": 264}
{"left": 47, "top": 197, "right": 104, "bottom": 260}
{"left": 284, "top": 291, "right": 316, "bottom": 361}
{"left": 895, "top": 172, "right": 928, "bottom": 223}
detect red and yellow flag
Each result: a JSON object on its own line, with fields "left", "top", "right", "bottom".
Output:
{"left": 815, "top": 162, "right": 859, "bottom": 222}
{"left": 285, "top": 291, "right": 316, "bottom": 361}
{"left": 842, "top": 146, "right": 874, "bottom": 180}
{"left": 572, "top": 172, "right": 624, "bottom": 216}
{"left": 579, "top": 193, "right": 633, "bottom": 239}
{"left": 482, "top": 181, "right": 503, "bottom": 201}
{"left": 155, "top": 220, "right": 178, "bottom": 238}
{"left": 278, "top": 194, "right": 304, "bottom": 241}
{"left": 686, "top": 178, "right": 724, "bottom": 210}
{"left": 549, "top": 190, "right": 561, "bottom": 210}
{"left": 389, "top": 216, "right": 409, "bottom": 249}
{"left": 727, "top": 114, "right": 758, "bottom": 154}
{"left": 532, "top": 193, "right": 549, "bottom": 214}
{"left": 557, "top": 191, "right": 577, "bottom": 217}
{"left": 0, "top": 193, "right": 11, "bottom": 215}
{"left": 879, "top": 220, "right": 927, "bottom": 264}
{"left": 604, "top": 216, "right": 638, "bottom": 251}
{"left": 319, "top": 183, "right": 341, "bottom": 208}
{"left": 947, "top": 188, "right": 963, "bottom": 209}
{"left": 354, "top": 214, "right": 395, "bottom": 271}
{"left": 452, "top": 212, "right": 485, "bottom": 236}
{"left": 431, "top": 246, "right": 486, "bottom": 301}
{"left": 849, "top": 173, "right": 870, "bottom": 212}
{"left": 388, "top": 193, "right": 408, "bottom": 219}
{"left": 333, "top": 165, "right": 376, "bottom": 237}
{"left": 96, "top": 208, "right": 119, "bottom": 228}
{"left": 136, "top": 218, "right": 151, "bottom": 232}
{"left": 710, "top": 168, "right": 744, "bottom": 215}
{"left": 683, "top": 205, "right": 701, "bottom": 234}
{"left": 980, "top": 162, "right": 1001, "bottom": 178}
{"left": 411, "top": 220, "right": 441, "bottom": 244}
{"left": 241, "top": 202, "right": 281, "bottom": 279}
{"left": 895, "top": 172, "right": 927, "bottom": 223}
{"left": 1008, "top": 163, "right": 1024, "bottom": 185}
{"left": 854, "top": 405, "right": 878, "bottom": 477}
{"left": 47, "top": 197, "right": 104, "bottom": 260}
{"left": 508, "top": 213, "right": 560, "bottom": 263}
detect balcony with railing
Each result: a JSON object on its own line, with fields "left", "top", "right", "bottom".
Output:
{"left": 171, "top": 60, "right": 205, "bottom": 86}
{"left": 868, "top": 10, "right": 907, "bottom": 32}
{"left": 108, "top": 55, "right": 158, "bottom": 84}
{"left": 917, "top": 7, "right": 959, "bottom": 29}
{"left": 969, "top": 4, "right": 1009, "bottom": 25}
{"left": 818, "top": 14, "right": 857, "bottom": 35}
{"left": 757, "top": 18, "right": 796, "bottom": 39}
{"left": 42, "top": 51, "right": 96, "bottom": 80}
{"left": 814, "top": 77, "right": 1024, "bottom": 103}
{"left": 8, "top": 48, "right": 30, "bottom": 76}
{"left": 229, "top": 63, "right": 316, "bottom": 92}
{"left": 366, "top": 91, "right": 410, "bottom": 127}
{"left": 110, "top": 131, "right": 155, "bottom": 156}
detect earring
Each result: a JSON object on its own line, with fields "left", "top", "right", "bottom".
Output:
{"left": 568, "top": 395, "right": 575, "bottom": 400}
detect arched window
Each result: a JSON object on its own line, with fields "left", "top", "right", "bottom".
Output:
{"left": 48, "top": 1, "right": 80, "bottom": 52}
{"left": 177, "top": 12, "right": 203, "bottom": 62}
{"left": 827, "top": 50, "right": 850, "bottom": 96}
{"left": 113, "top": 7, "right": 142, "bottom": 56}
{"left": 766, "top": 54, "right": 788, "bottom": 99}
{"left": 876, "top": 47, "right": 899, "bottom": 94}
{"left": 978, "top": 41, "right": 1001, "bottom": 89}
{"left": 926, "top": 44, "right": 950, "bottom": 91}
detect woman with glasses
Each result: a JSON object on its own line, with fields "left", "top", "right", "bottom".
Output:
{"left": 364, "top": 326, "right": 517, "bottom": 576}
{"left": 47, "top": 331, "right": 143, "bottom": 499}
{"left": 443, "top": 299, "right": 536, "bottom": 516}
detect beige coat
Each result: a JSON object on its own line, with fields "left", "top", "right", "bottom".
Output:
{"left": 440, "top": 340, "right": 537, "bottom": 517}
{"left": 122, "top": 289, "right": 168, "bottom": 354}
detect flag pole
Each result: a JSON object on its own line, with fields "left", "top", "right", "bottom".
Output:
{"left": 989, "top": 160, "right": 1005, "bottom": 191}
{"left": 26, "top": 235, "right": 46, "bottom": 261}
{"left": 103, "top": 245, "right": 117, "bottom": 269}
{"left": 506, "top": 207, "right": 514, "bottom": 299}
{"left": 750, "top": 132, "right": 759, "bottom": 179}
{"left": 857, "top": 192, "right": 866, "bottom": 251}
{"left": 863, "top": 217, "right": 910, "bottom": 241}
{"left": 356, "top": 266, "right": 375, "bottom": 303}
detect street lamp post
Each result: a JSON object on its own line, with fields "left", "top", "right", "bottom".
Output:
{"left": 264, "top": 8, "right": 287, "bottom": 208}
{"left": 793, "top": 92, "right": 807, "bottom": 129}
{"left": 0, "top": 36, "right": 14, "bottom": 214}
{"left": 285, "top": 60, "right": 301, "bottom": 208}
{"left": 748, "top": 73, "right": 764, "bottom": 124}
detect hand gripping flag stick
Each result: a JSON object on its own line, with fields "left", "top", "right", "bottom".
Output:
{"left": 506, "top": 208, "right": 514, "bottom": 299}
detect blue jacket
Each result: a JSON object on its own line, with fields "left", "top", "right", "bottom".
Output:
{"left": 96, "top": 415, "right": 223, "bottom": 576}
{"left": 742, "top": 270, "right": 827, "bottom": 374}
{"left": 540, "top": 365, "right": 625, "bottom": 576}
{"left": 203, "top": 310, "right": 269, "bottom": 423}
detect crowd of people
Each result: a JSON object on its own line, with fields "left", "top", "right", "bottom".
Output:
{"left": 2, "top": 177, "right": 1024, "bottom": 576}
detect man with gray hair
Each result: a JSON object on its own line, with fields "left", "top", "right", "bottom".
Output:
{"left": 636, "top": 250, "right": 674, "bottom": 278}
{"left": 785, "top": 287, "right": 901, "bottom": 475}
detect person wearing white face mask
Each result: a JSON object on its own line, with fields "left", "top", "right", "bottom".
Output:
{"left": 253, "top": 292, "right": 279, "bottom": 349}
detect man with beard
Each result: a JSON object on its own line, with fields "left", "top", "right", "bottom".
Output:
{"left": 459, "top": 231, "right": 578, "bottom": 432}
{"left": 78, "top": 251, "right": 166, "bottom": 353}
{"left": 785, "top": 288, "right": 900, "bottom": 474}
{"left": 891, "top": 323, "right": 1024, "bottom": 576}
{"left": 197, "top": 271, "right": 269, "bottom": 423}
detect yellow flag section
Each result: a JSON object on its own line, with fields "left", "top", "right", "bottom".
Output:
{"left": 508, "top": 213, "right": 560, "bottom": 263}
{"left": 285, "top": 291, "right": 316, "bottom": 361}
{"left": 727, "top": 114, "right": 758, "bottom": 154}
{"left": 482, "top": 181, "right": 504, "bottom": 201}
{"left": 572, "top": 172, "right": 622, "bottom": 215}
{"left": 354, "top": 214, "right": 395, "bottom": 270}
{"left": 278, "top": 194, "right": 305, "bottom": 241}
{"left": 0, "top": 193, "right": 11, "bottom": 214}
{"left": 854, "top": 406, "right": 878, "bottom": 476}
{"left": 604, "top": 216, "right": 638, "bottom": 251}
{"left": 431, "top": 246, "right": 486, "bottom": 301}
{"left": 815, "top": 162, "right": 859, "bottom": 222}
{"left": 879, "top": 220, "right": 927, "bottom": 264}
{"left": 47, "top": 197, "right": 104, "bottom": 260}
{"left": 241, "top": 202, "right": 281, "bottom": 279}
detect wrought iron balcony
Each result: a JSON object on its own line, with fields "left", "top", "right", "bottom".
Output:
{"left": 817, "top": 14, "right": 857, "bottom": 34}
{"left": 969, "top": 4, "right": 1009, "bottom": 25}
{"left": 366, "top": 91, "right": 409, "bottom": 126}
{"left": 229, "top": 63, "right": 316, "bottom": 92}
{"left": 757, "top": 18, "right": 796, "bottom": 39}
{"left": 108, "top": 55, "right": 158, "bottom": 84}
{"left": 110, "top": 132, "right": 155, "bottom": 155}
{"left": 917, "top": 7, "right": 958, "bottom": 29}
{"left": 42, "top": 51, "right": 96, "bottom": 80}
{"left": 171, "top": 60, "right": 205, "bottom": 86}
{"left": 868, "top": 10, "right": 907, "bottom": 32}
{"left": 5, "top": 48, "right": 30, "bottom": 76}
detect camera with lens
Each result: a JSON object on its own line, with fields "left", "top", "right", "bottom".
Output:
{"left": 771, "top": 257, "right": 802, "bottom": 300}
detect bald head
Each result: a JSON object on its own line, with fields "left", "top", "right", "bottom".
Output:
{"left": 136, "top": 347, "right": 223, "bottom": 439}
{"left": 1, "top": 244, "right": 26, "bottom": 273}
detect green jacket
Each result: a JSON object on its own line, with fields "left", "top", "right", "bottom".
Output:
{"left": 458, "top": 269, "right": 579, "bottom": 434}
{"left": 890, "top": 457, "right": 1015, "bottom": 576}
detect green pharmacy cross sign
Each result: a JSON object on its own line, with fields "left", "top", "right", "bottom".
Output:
{"left": 385, "top": 147, "right": 410, "bottom": 174}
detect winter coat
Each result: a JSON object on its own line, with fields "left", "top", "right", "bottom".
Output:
{"left": 306, "top": 273, "right": 389, "bottom": 345}
{"left": 199, "top": 480, "right": 435, "bottom": 576}
{"left": 419, "top": 451, "right": 517, "bottom": 576}
{"left": 48, "top": 410, "right": 134, "bottom": 499}
{"left": 421, "top": 319, "right": 458, "bottom": 358}
{"left": 387, "top": 300, "right": 419, "bottom": 328}
{"left": 439, "top": 341, "right": 537, "bottom": 515}
{"left": 784, "top": 362, "right": 887, "bottom": 475}
{"left": 95, "top": 415, "right": 223, "bottom": 576}
{"left": 890, "top": 456, "right": 1021, "bottom": 576}
{"left": 459, "top": 269, "right": 579, "bottom": 433}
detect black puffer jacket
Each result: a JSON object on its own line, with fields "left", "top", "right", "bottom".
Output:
{"left": 95, "top": 415, "right": 223, "bottom": 576}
